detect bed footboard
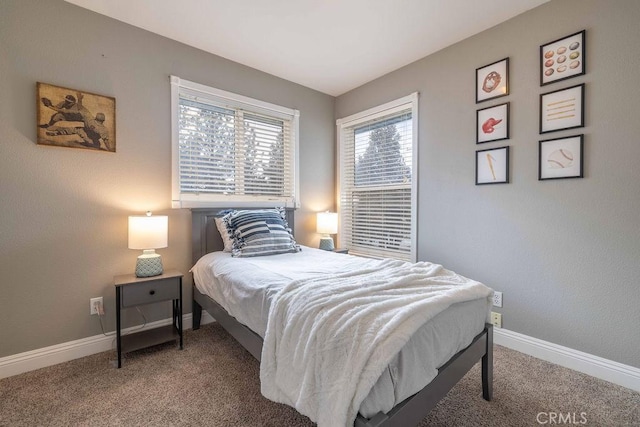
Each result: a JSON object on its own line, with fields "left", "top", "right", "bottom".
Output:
{"left": 482, "top": 323, "right": 493, "bottom": 401}
{"left": 193, "top": 299, "right": 203, "bottom": 330}
{"left": 194, "top": 280, "right": 493, "bottom": 427}
{"left": 354, "top": 324, "right": 493, "bottom": 427}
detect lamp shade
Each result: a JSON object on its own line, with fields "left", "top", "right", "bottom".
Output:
{"left": 317, "top": 212, "right": 338, "bottom": 235}
{"left": 128, "top": 214, "right": 168, "bottom": 250}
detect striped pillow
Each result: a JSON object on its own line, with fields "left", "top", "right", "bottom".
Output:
{"left": 214, "top": 217, "right": 234, "bottom": 252}
{"left": 223, "top": 209, "right": 300, "bottom": 257}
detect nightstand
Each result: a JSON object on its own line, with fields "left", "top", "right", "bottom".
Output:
{"left": 114, "top": 269, "right": 183, "bottom": 368}
{"left": 333, "top": 248, "right": 349, "bottom": 254}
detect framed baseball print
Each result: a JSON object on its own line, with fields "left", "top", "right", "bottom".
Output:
{"left": 477, "top": 102, "right": 509, "bottom": 144}
{"left": 539, "top": 135, "right": 583, "bottom": 180}
{"left": 37, "top": 82, "right": 116, "bottom": 152}
{"left": 540, "top": 30, "right": 585, "bottom": 86}
{"left": 540, "top": 84, "right": 584, "bottom": 134}
{"left": 476, "top": 146, "right": 509, "bottom": 185}
{"left": 476, "top": 58, "right": 509, "bottom": 103}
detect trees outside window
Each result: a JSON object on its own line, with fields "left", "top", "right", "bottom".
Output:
{"left": 171, "top": 76, "right": 298, "bottom": 208}
{"left": 338, "top": 94, "right": 417, "bottom": 261}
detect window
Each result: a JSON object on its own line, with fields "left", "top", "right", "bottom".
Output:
{"left": 337, "top": 93, "right": 418, "bottom": 262}
{"left": 170, "top": 76, "right": 299, "bottom": 208}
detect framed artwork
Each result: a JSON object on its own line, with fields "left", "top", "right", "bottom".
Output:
{"left": 540, "top": 84, "right": 584, "bottom": 134}
{"left": 477, "top": 102, "right": 509, "bottom": 144}
{"left": 476, "top": 58, "right": 509, "bottom": 103}
{"left": 476, "top": 146, "right": 509, "bottom": 185}
{"left": 539, "top": 134, "right": 584, "bottom": 180}
{"left": 37, "top": 82, "right": 116, "bottom": 152}
{"left": 540, "top": 30, "right": 585, "bottom": 86}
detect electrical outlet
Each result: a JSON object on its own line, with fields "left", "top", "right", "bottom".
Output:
{"left": 90, "top": 297, "right": 103, "bottom": 315}
{"left": 491, "top": 311, "right": 502, "bottom": 328}
{"left": 492, "top": 291, "right": 503, "bottom": 307}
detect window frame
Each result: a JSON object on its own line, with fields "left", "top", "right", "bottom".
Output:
{"left": 170, "top": 76, "right": 300, "bottom": 209}
{"left": 336, "top": 93, "right": 419, "bottom": 262}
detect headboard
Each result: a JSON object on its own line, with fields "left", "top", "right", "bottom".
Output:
{"left": 191, "top": 208, "right": 296, "bottom": 267}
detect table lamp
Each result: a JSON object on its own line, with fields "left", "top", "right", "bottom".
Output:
{"left": 317, "top": 211, "right": 338, "bottom": 251}
{"left": 128, "top": 211, "right": 168, "bottom": 277}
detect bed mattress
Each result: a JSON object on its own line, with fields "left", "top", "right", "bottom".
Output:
{"left": 192, "top": 246, "right": 491, "bottom": 418}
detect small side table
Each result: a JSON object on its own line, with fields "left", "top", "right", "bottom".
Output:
{"left": 333, "top": 248, "right": 349, "bottom": 254}
{"left": 114, "top": 269, "right": 183, "bottom": 368}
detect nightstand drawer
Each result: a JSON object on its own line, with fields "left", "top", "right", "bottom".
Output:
{"left": 121, "top": 279, "right": 179, "bottom": 307}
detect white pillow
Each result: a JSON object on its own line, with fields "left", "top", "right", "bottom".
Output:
{"left": 214, "top": 216, "right": 234, "bottom": 252}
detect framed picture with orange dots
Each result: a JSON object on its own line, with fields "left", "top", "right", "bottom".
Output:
{"left": 540, "top": 30, "right": 585, "bottom": 86}
{"left": 539, "top": 135, "right": 583, "bottom": 180}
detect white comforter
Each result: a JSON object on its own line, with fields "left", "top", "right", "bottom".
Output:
{"left": 259, "top": 258, "right": 492, "bottom": 427}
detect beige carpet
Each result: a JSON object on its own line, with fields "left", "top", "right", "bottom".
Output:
{"left": 1, "top": 323, "right": 638, "bottom": 426}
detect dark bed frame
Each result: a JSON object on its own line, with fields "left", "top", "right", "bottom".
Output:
{"left": 191, "top": 208, "right": 493, "bottom": 427}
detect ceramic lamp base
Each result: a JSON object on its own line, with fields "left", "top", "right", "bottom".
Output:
{"left": 319, "top": 236, "right": 335, "bottom": 251}
{"left": 135, "top": 252, "right": 163, "bottom": 277}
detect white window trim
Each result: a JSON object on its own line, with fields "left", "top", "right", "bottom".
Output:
{"left": 336, "top": 92, "right": 419, "bottom": 262}
{"left": 170, "top": 76, "right": 300, "bottom": 209}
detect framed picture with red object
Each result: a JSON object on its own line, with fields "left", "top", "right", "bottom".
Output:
{"left": 539, "top": 135, "right": 584, "bottom": 180}
{"left": 540, "top": 30, "right": 585, "bottom": 86}
{"left": 476, "top": 58, "right": 509, "bottom": 103}
{"left": 477, "top": 102, "right": 509, "bottom": 144}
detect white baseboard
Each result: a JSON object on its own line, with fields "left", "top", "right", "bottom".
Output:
{"left": 0, "top": 312, "right": 215, "bottom": 380}
{"left": 3, "top": 318, "right": 638, "bottom": 393}
{"left": 494, "top": 328, "right": 640, "bottom": 392}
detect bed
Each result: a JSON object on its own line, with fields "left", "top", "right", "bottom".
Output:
{"left": 191, "top": 208, "right": 494, "bottom": 427}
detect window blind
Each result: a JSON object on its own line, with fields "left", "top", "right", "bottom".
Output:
{"left": 338, "top": 95, "right": 417, "bottom": 261}
{"left": 171, "top": 77, "right": 298, "bottom": 208}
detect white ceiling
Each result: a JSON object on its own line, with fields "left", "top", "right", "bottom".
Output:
{"left": 65, "top": 0, "right": 548, "bottom": 96}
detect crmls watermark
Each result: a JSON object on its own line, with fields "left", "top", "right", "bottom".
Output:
{"left": 536, "top": 412, "right": 588, "bottom": 425}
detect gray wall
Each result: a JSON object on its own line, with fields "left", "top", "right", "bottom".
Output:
{"left": 2, "top": 0, "right": 638, "bottom": 371}
{"left": 336, "top": 0, "right": 640, "bottom": 368}
{"left": 0, "top": 0, "right": 335, "bottom": 357}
